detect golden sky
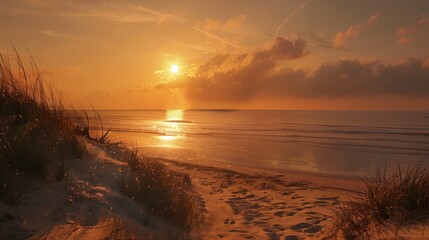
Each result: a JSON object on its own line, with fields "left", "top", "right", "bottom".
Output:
{"left": 1, "top": 0, "right": 429, "bottom": 110}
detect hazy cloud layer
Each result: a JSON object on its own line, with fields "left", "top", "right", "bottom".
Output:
{"left": 157, "top": 37, "right": 429, "bottom": 101}
{"left": 333, "top": 14, "right": 379, "bottom": 48}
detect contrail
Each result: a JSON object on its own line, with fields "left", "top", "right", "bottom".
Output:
{"left": 192, "top": 26, "right": 241, "bottom": 49}
{"left": 275, "top": 0, "right": 312, "bottom": 38}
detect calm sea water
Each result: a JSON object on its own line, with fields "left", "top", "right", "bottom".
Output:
{"left": 96, "top": 110, "right": 429, "bottom": 176}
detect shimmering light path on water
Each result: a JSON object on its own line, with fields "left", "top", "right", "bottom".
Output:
{"left": 96, "top": 110, "right": 429, "bottom": 176}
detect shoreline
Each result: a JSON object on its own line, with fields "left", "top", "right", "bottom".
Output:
{"left": 161, "top": 158, "right": 365, "bottom": 194}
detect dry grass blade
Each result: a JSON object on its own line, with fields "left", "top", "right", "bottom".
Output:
{"left": 0, "top": 50, "right": 87, "bottom": 205}
{"left": 328, "top": 161, "right": 429, "bottom": 239}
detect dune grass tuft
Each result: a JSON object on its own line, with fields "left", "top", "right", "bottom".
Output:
{"left": 1, "top": 49, "right": 204, "bottom": 238}
{"left": 104, "top": 142, "right": 205, "bottom": 239}
{"left": 0, "top": 51, "right": 87, "bottom": 205}
{"left": 328, "top": 162, "right": 429, "bottom": 239}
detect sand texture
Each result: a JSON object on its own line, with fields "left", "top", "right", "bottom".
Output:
{"left": 2, "top": 144, "right": 429, "bottom": 239}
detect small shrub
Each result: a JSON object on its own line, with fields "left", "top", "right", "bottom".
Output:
{"left": 328, "top": 162, "right": 429, "bottom": 239}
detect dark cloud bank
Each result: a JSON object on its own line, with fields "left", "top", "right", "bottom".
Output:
{"left": 158, "top": 37, "right": 429, "bottom": 101}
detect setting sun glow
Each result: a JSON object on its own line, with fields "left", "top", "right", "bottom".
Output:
{"left": 157, "top": 135, "right": 178, "bottom": 141}
{"left": 170, "top": 64, "right": 179, "bottom": 74}
{"left": 166, "top": 109, "right": 183, "bottom": 121}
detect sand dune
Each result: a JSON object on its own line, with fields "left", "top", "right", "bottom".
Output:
{"left": 0, "top": 144, "right": 165, "bottom": 239}
{"left": 3, "top": 145, "right": 429, "bottom": 239}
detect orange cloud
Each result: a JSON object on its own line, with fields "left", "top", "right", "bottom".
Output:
{"left": 333, "top": 14, "right": 379, "bottom": 48}
{"left": 157, "top": 39, "right": 429, "bottom": 102}
{"left": 397, "top": 17, "right": 429, "bottom": 44}
{"left": 398, "top": 17, "right": 429, "bottom": 35}
{"left": 397, "top": 37, "right": 412, "bottom": 45}
{"left": 156, "top": 36, "right": 308, "bottom": 100}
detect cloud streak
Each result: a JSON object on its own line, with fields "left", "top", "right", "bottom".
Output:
{"left": 1, "top": 1, "right": 183, "bottom": 25}
{"left": 40, "top": 30, "right": 106, "bottom": 45}
{"left": 397, "top": 16, "right": 429, "bottom": 44}
{"left": 333, "top": 13, "right": 379, "bottom": 48}
{"left": 275, "top": 1, "right": 312, "bottom": 38}
{"left": 192, "top": 26, "right": 242, "bottom": 49}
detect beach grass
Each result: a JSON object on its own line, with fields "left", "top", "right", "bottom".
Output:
{"left": 3, "top": 51, "right": 428, "bottom": 239}
{"left": 328, "top": 162, "right": 429, "bottom": 239}
{"left": 0, "top": 51, "right": 204, "bottom": 239}
{"left": 0, "top": 51, "right": 87, "bottom": 205}
{"left": 0, "top": 49, "right": 204, "bottom": 239}
{"left": 104, "top": 142, "right": 205, "bottom": 239}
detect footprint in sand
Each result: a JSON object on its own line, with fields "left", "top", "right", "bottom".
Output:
{"left": 274, "top": 210, "right": 284, "bottom": 217}
{"left": 291, "top": 195, "right": 303, "bottom": 200}
{"left": 243, "top": 193, "right": 256, "bottom": 200}
{"left": 232, "top": 188, "right": 248, "bottom": 194}
{"left": 263, "top": 229, "right": 278, "bottom": 240}
{"left": 254, "top": 196, "right": 271, "bottom": 203}
{"left": 290, "top": 222, "right": 323, "bottom": 235}
{"left": 223, "top": 218, "right": 236, "bottom": 225}
{"left": 258, "top": 183, "right": 270, "bottom": 190}
{"left": 290, "top": 222, "right": 313, "bottom": 231}
{"left": 286, "top": 211, "right": 296, "bottom": 216}
{"left": 273, "top": 223, "right": 286, "bottom": 231}
{"left": 249, "top": 203, "right": 262, "bottom": 209}
{"left": 313, "top": 200, "right": 329, "bottom": 207}
{"left": 228, "top": 229, "right": 248, "bottom": 233}
{"left": 285, "top": 235, "right": 301, "bottom": 240}
{"left": 304, "top": 225, "right": 322, "bottom": 233}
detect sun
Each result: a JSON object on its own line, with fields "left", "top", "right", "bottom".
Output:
{"left": 170, "top": 64, "right": 179, "bottom": 74}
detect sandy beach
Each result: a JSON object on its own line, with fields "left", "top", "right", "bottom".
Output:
{"left": 2, "top": 141, "right": 429, "bottom": 239}
{"left": 2, "top": 142, "right": 363, "bottom": 239}
{"left": 163, "top": 159, "right": 363, "bottom": 239}
{"left": 2, "top": 1, "right": 429, "bottom": 238}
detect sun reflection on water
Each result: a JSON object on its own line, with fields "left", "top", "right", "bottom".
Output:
{"left": 166, "top": 109, "right": 183, "bottom": 121}
{"left": 157, "top": 135, "right": 178, "bottom": 141}
{"left": 155, "top": 109, "right": 186, "bottom": 146}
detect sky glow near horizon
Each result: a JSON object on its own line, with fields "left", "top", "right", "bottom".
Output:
{"left": 1, "top": 0, "right": 429, "bottom": 110}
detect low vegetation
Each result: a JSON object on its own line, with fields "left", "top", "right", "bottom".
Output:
{"left": 104, "top": 142, "right": 205, "bottom": 239}
{"left": 0, "top": 51, "right": 86, "bottom": 205}
{"left": 328, "top": 162, "right": 429, "bottom": 239}
{"left": 0, "top": 50, "right": 204, "bottom": 238}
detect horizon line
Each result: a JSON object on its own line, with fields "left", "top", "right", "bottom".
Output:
{"left": 71, "top": 108, "right": 429, "bottom": 112}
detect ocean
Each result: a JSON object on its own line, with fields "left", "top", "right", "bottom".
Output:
{"left": 95, "top": 110, "right": 429, "bottom": 176}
